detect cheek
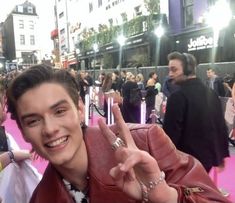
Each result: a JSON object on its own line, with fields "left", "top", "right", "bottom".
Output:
{"left": 175, "top": 70, "right": 184, "bottom": 77}
{"left": 63, "top": 112, "right": 81, "bottom": 130}
{"left": 22, "top": 128, "right": 40, "bottom": 143}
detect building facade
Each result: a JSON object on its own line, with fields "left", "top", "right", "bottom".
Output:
{"left": 2, "top": 1, "right": 41, "bottom": 69}
{"left": 168, "top": 0, "right": 235, "bottom": 63}
{"left": 53, "top": 0, "right": 169, "bottom": 69}
{"left": 52, "top": 0, "right": 235, "bottom": 70}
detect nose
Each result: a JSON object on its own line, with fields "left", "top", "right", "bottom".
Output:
{"left": 42, "top": 116, "right": 59, "bottom": 137}
{"left": 168, "top": 71, "right": 173, "bottom": 78}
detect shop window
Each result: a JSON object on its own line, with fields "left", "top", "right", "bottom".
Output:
{"left": 183, "top": 0, "right": 194, "bottom": 27}
{"left": 20, "top": 35, "right": 25, "bottom": 45}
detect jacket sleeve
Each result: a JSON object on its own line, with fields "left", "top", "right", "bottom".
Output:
{"left": 132, "top": 124, "right": 231, "bottom": 203}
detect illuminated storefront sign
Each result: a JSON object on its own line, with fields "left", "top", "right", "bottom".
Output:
{"left": 187, "top": 35, "right": 216, "bottom": 51}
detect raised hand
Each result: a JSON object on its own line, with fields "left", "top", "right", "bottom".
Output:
{"left": 98, "top": 104, "right": 177, "bottom": 203}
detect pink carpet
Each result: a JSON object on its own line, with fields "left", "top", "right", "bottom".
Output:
{"left": 3, "top": 114, "right": 234, "bottom": 202}
{"left": 209, "top": 157, "right": 235, "bottom": 202}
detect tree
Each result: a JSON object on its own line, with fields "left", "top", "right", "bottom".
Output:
{"left": 144, "top": 0, "right": 160, "bottom": 15}
{"left": 144, "top": 0, "right": 160, "bottom": 30}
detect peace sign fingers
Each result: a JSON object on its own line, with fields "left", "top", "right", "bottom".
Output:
{"left": 111, "top": 104, "right": 137, "bottom": 149}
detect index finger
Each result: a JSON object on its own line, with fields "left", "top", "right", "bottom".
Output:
{"left": 97, "top": 118, "right": 117, "bottom": 145}
{"left": 112, "top": 104, "right": 137, "bottom": 148}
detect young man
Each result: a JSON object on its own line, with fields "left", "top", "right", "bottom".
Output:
{"left": 163, "top": 52, "right": 229, "bottom": 173}
{"left": 6, "top": 65, "right": 230, "bottom": 203}
{"left": 206, "top": 68, "right": 226, "bottom": 97}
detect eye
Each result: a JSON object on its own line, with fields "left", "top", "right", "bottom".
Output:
{"left": 55, "top": 108, "right": 67, "bottom": 116}
{"left": 170, "top": 67, "right": 177, "bottom": 73}
{"left": 25, "top": 118, "right": 41, "bottom": 127}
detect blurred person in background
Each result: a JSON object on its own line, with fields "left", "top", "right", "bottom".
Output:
{"left": 97, "top": 72, "right": 106, "bottom": 87}
{"left": 113, "top": 71, "right": 124, "bottom": 93}
{"left": 206, "top": 68, "right": 226, "bottom": 97}
{"left": 121, "top": 72, "right": 140, "bottom": 123}
{"left": 102, "top": 73, "right": 119, "bottom": 123}
{"left": 223, "top": 73, "right": 235, "bottom": 97}
{"left": 135, "top": 73, "right": 145, "bottom": 90}
{"left": 145, "top": 72, "right": 158, "bottom": 122}
{"left": 77, "top": 71, "right": 89, "bottom": 104}
{"left": 163, "top": 52, "right": 229, "bottom": 173}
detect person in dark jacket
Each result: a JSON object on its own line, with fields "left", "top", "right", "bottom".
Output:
{"left": 121, "top": 72, "right": 140, "bottom": 123}
{"left": 145, "top": 72, "right": 158, "bottom": 121}
{"left": 163, "top": 52, "right": 229, "bottom": 173}
{"left": 206, "top": 68, "right": 226, "bottom": 97}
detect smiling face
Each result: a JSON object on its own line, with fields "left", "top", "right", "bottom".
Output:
{"left": 16, "top": 83, "right": 85, "bottom": 166}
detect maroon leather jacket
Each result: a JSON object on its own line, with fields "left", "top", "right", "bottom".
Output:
{"left": 30, "top": 124, "right": 231, "bottom": 203}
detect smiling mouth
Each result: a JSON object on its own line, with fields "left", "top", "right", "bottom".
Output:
{"left": 45, "top": 136, "right": 68, "bottom": 148}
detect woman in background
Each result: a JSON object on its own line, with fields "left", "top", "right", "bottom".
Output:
{"left": 121, "top": 72, "right": 140, "bottom": 123}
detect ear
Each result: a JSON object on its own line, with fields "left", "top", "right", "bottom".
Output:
{"left": 77, "top": 97, "right": 85, "bottom": 123}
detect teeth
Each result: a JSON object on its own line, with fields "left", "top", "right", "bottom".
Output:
{"left": 47, "top": 137, "right": 67, "bottom": 147}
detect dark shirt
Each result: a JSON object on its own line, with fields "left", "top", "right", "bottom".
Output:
{"left": 206, "top": 76, "right": 225, "bottom": 97}
{"left": 121, "top": 81, "right": 140, "bottom": 123}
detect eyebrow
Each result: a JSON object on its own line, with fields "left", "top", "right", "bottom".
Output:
{"left": 20, "top": 99, "right": 68, "bottom": 121}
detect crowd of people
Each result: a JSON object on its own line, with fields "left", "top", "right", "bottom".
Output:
{"left": 0, "top": 51, "right": 234, "bottom": 203}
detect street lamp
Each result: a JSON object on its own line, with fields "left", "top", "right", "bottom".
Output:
{"left": 76, "top": 48, "right": 80, "bottom": 55}
{"left": 154, "top": 25, "right": 165, "bottom": 66}
{"left": 205, "top": 0, "right": 232, "bottom": 64}
{"left": 0, "top": 63, "right": 3, "bottom": 72}
{"left": 205, "top": 0, "right": 232, "bottom": 32}
{"left": 117, "top": 34, "right": 126, "bottom": 70}
{"left": 93, "top": 43, "right": 98, "bottom": 53}
{"left": 154, "top": 25, "right": 164, "bottom": 38}
{"left": 93, "top": 43, "right": 98, "bottom": 80}
{"left": 75, "top": 48, "right": 80, "bottom": 70}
